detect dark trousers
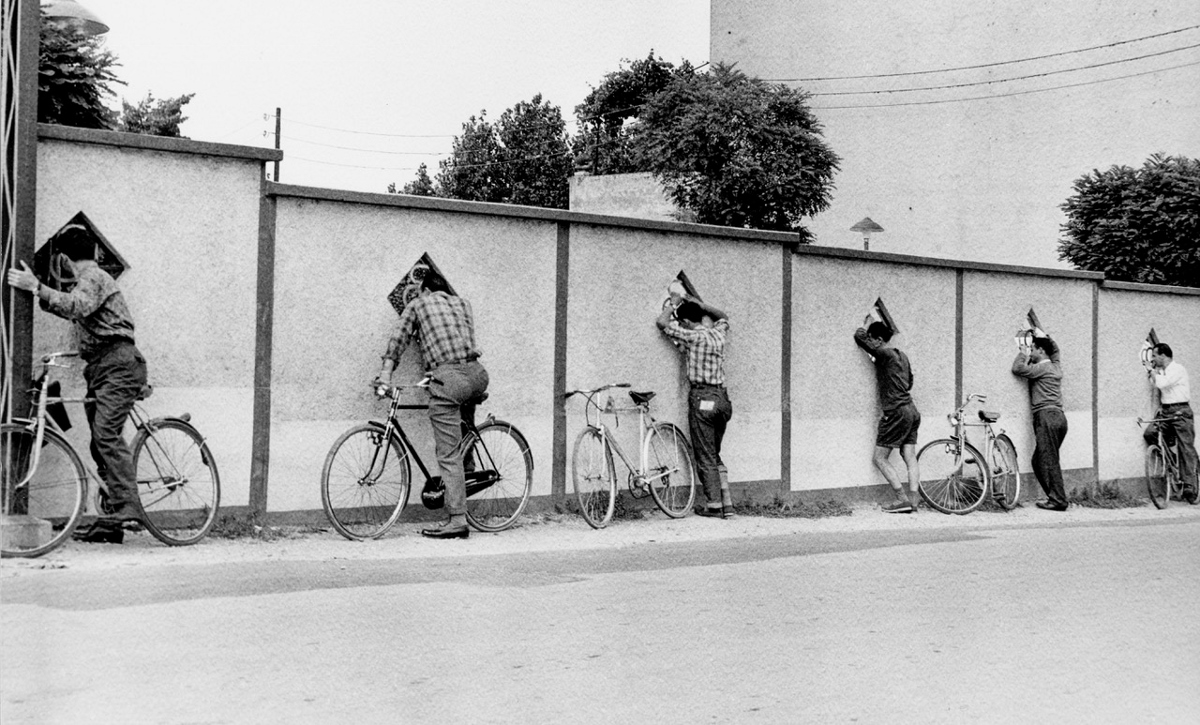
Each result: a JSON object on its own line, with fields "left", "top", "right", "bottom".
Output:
{"left": 83, "top": 343, "right": 147, "bottom": 520}
{"left": 1142, "top": 403, "right": 1198, "bottom": 488}
{"left": 1032, "top": 407, "right": 1069, "bottom": 507}
{"left": 688, "top": 384, "right": 732, "bottom": 504}
{"left": 427, "top": 360, "right": 489, "bottom": 516}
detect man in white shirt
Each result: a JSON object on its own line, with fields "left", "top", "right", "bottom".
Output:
{"left": 1142, "top": 343, "right": 1197, "bottom": 503}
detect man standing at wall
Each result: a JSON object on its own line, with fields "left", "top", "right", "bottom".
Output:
{"left": 657, "top": 283, "right": 733, "bottom": 518}
{"left": 1012, "top": 330, "right": 1069, "bottom": 511}
{"left": 375, "top": 275, "right": 489, "bottom": 539}
{"left": 1142, "top": 343, "right": 1198, "bottom": 503}
{"left": 6, "top": 226, "right": 148, "bottom": 544}
{"left": 854, "top": 317, "right": 921, "bottom": 513}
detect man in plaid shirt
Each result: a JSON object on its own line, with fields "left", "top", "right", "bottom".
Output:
{"left": 657, "top": 283, "right": 734, "bottom": 518}
{"left": 376, "top": 275, "right": 488, "bottom": 539}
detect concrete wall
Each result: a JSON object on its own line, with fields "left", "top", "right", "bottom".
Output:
{"left": 31, "top": 127, "right": 1200, "bottom": 519}
{"left": 32, "top": 126, "right": 278, "bottom": 514}
{"left": 568, "top": 172, "right": 685, "bottom": 223}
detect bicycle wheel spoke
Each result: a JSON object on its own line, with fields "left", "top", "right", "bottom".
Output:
{"left": 1145, "top": 445, "right": 1168, "bottom": 509}
{"left": 917, "top": 439, "right": 987, "bottom": 515}
{"left": 572, "top": 428, "right": 614, "bottom": 528}
{"left": 2, "top": 425, "right": 87, "bottom": 558}
{"left": 645, "top": 423, "right": 696, "bottom": 517}
{"left": 321, "top": 425, "right": 410, "bottom": 540}
{"left": 464, "top": 423, "right": 533, "bottom": 532}
{"left": 135, "top": 421, "right": 221, "bottom": 545}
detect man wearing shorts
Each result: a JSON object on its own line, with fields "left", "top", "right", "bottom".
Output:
{"left": 855, "top": 319, "right": 921, "bottom": 513}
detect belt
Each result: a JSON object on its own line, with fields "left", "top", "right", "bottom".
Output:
{"left": 82, "top": 338, "right": 135, "bottom": 362}
{"left": 433, "top": 354, "right": 480, "bottom": 368}
{"left": 1161, "top": 401, "right": 1191, "bottom": 409}
{"left": 690, "top": 381, "right": 724, "bottom": 389}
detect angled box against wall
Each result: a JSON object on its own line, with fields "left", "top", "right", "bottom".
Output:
{"left": 33, "top": 211, "right": 130, "bottom": 290}
{"left": 387, "top": 252, "right": 456, "bottom": 317}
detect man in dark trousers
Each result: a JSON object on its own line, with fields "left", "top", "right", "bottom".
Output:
{"left": 1143, "top": 342, "right": 1197, "bottom": 503}
{"left": 1012, "top": 330, "right": 1069, "bottom": 511}
{"left": 6, "top": 226, "right": 148, "bottom": 543}
{"left": 375, "top": 274, "right": 488, "bottom": 539}
{"left": 854, "top": 318, "right": 921, "bottom": 513}
{"left": 657, "top": 285, "right": 733, "bottom": 518}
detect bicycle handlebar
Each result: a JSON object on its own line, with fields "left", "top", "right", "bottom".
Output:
{"left": 564, "top": 382, "right": 631, "bottom": 398}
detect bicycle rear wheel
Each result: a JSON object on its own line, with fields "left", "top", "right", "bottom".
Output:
{"left": 133, "top": 420, "right": 221, "bottom": 546}
{"left": 464, "top": 420, "right": 533, "bottom": 532}
{"left": 1, "top": 424, "right": 87, "bottom": 558}
{"left": 990, "top": 434, "right": 1020, "bottom": 510}
{"left": 572, "top": 427, "right": 615, "bottom": 529}
{"left": 917, "top": 438, "right": 988, "bottom": 515}
{"left": 644, "top": 422, "right": 696, "bottom": 517}
{"left": 321, "top": 423, "right": 411, "bottom": 540}
{"left": 1145, "top": 444, "right": 1169, "bottom": 509}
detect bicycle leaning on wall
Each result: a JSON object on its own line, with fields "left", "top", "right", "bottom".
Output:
{"left": 565, "top": 383, "right": 697, "bottom": 529}
{"left": 1, "top": 352, "right": 222, "bottom": 558}
{"left": 1139, "top": 414, "right": 1196, "bottom": 509}
{"left": 320, "top": 378, "right": 533, "bottom": 540}
{"left": 916, "top": 393, "right": 1020, "bottom": 515}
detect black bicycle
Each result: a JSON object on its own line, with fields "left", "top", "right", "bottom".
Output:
{"left": 320, "top": 378, "right": 533, "bottom": 540}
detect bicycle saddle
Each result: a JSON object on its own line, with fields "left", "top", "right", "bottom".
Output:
{"left": 629, "top": 391, "right": 656, "bottom": 406}
{"left": 978, "top": 410, "right": 1000, "bottom": 423}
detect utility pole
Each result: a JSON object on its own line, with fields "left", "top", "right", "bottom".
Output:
{"left": 272, "top": 108, "right": 281, "bottom": 182}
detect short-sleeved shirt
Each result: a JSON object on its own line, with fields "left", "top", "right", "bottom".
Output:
{"left": 385, "top": 291, "right": 480, "bottom": 369}
{"left": 662, "top": 318, "right": 729, "bottom": 385}
{"left": 39, "top": 260, "right": 136, "bottom": 359}
{"left": 854, "top": 328, "right": 914, "bottom": 412}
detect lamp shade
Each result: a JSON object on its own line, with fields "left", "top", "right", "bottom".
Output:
{"left": 41, "top": 0, "right": 110, "bottom": 35}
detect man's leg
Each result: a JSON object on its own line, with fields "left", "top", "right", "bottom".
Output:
{"left": 900, "top": 443, "right": 919, "bottom": 507}
{"left": 1168, "top": 408, "right": 1198, "bottom": 498}
{"left": 84, "top": 347, "right": 146, "bottom": 523}
{"left": 425, "top": 362, "right": 488, "bottom": 535}
{"left": 873, "top": 446, "right": 911, "bottom": 511}
{"left": 1033, "top": 409, "right": 1069, "bottom": 509}
{"left": 688, "top": 392, "right": 722, "bottom": 510}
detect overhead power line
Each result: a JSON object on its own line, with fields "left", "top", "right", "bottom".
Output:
{"left": 768, "top": 23, "right": 1200, "bottom": 81}
{"left": 809, "top": 42, "right": 1200, "bottom": 95}
{"left": 812, "top": 59, "right": 1200, "bottom": 110}
{"left": 278, "top": 115, "right": 455, "bottom": 138}
{"left": 278, "top": 134, "right": 451, "bottom": 156}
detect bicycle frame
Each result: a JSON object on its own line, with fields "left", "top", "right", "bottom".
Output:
{"left": 571, "top": 384, "right": 664, "bottom": 490}
{"left": 948, "top": 396, "right": 1006, "bottom": 464}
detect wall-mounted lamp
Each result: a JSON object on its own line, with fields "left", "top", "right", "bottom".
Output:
{"left": 41, "top": 0, "right": 110, "bottom": 35}
{"left": 850, "top": 217, "right": 884, "bottom": 252}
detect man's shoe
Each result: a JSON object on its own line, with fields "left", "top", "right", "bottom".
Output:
{"left": 694, "top": 506, "right": 725, "bottom": 518}
{"left": 882, "top": 500, "right": 914, "bottom": 514}
{"left": 72, "top": 521, "right": 124, "bottom": 544}
{"left": 1035, "top": 500, "right": 1068, "bottom": 512}
{"left": 420, "top": 524, "right": 469, "bottom": 540}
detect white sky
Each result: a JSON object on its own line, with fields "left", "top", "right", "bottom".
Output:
{"left": 79, "top": 0, "right": 712, "bottom": 193}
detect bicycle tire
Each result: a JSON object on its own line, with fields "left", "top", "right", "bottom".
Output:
{"left": 917, "top": 438, "right": 988, "bottom": 515}
{"left": 990, "top": 434, "right": 1020, "bottom": 511}
{"left": 1145, "top": 444, "right": 1169, "bottom": 509}
{"left": 463, "top": 420, "right": 533, "bottom": 532}
{"left": 1, "top": 423, "right": 87, "bottom": 558}
{"left": 321, "top": 423, "right": 411, "bottom": 540}
{"left": 644, "top": 422, "right": 697, "bottom": 517}
{"left": 132, "top": 419, "right": 221, "bottom": 546}
{"left": 571, "top": 426, "right": 615, "bottom": 529}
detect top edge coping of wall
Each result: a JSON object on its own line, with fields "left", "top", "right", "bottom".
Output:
{"left": 1099, "top": 279, "right": 1200, "bottom": 296}
{"left": 38, "top": 123, "right": 283, "bottom": 163}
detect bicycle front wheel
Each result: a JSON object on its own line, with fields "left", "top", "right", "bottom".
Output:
{"left": 321, "top": 423, "right": 411, "bottom": 540}
{"left": 133, "top": 420, "right": 221, "bottom": 546}
{"left": 1, "top": 424, "right": 87, "bottom": 558}
{"left": 990, "top": 434, "right": 1020, "bottom": 511}
{"left": 917, "top": 438, "right": 988, "bottom": 515}
{"left": 1145, "top": 444, "right": 1169, "bottom": 509}
{"left": 644, "top": 422, "right": 696, "bottom": 517}
{"left": 572, "top": 427, "right": 615, "bottom": 529}
{"left": 464, "top": 420, "right": 533, "bottom": 532}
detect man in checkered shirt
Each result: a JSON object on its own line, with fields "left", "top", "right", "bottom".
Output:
{"left": 376, "top": 275, "right": 489, "bottom": 539}
{"left": 657, "top": 283, "right": 734, "bottom": 518}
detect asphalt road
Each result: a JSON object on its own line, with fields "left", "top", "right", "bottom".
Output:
{"left": 2, "top": 513, "right": 1198, "bottom": 724}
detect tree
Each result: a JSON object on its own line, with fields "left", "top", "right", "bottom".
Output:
{"left": 117, "top": 92, "right": 195, "bottom": 137}
{"left": 38, "top": 13, "right": 123, "bottom": 129}
{"left": 574, "top": 51, "right": 690, "bottom": 174}
{"left": 632, "top": 64, "right": 840, "bottom": 235}
{"left": 1058, "top": 154, "right": 1200, "bottom": 288}
{"left": 388, "top": 163, "right": 436, "bottom": 196}
{"left": 436, "top": 95, "right": 571, "bottom": 209}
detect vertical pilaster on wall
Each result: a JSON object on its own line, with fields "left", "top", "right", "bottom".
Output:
{"left": 249, "top": 178, "right": 277, "bottom": 517}
{"left": 551, "top": 221, "right": 570, "bottom": 510}
{"left": 780, "top": 242, "right": 794, "bottom": 494}
{"left": 1091, "top": 282, "right": 1100, "bottom": 487}
{"left": 1, "top": 0, "right": 40, "bottom": 424}
{"left": 954, "top": 269, "right": 964, "bottom": 406}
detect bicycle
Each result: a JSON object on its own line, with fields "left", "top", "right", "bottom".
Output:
{"left": 1139, "top": 415, "right": 1195, "bottom": 509}
{"left": 916, "top": 393, "right": 1020, "bottom": 515}
{"left": 2, "top": 351, "right": 221, "bottom": 558}
{"left": 565, "top": 383, "right": 697, "bottom": 528}
{"left": 320, "top": 378, "right": 533, "bottom": 540}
